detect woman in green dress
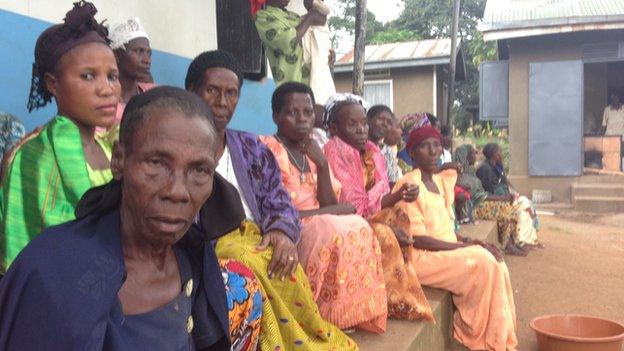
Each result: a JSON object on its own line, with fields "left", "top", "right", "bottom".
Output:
{"left": 253, "top": 0, "right": 327, "bottom": 86}
{"left": 0, "top": 1, "right": 121, "bottom": 272}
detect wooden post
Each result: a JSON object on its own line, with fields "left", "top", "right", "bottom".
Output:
{"left": 446, "top": 0, "right": 461, "bottom": 127}
{"left": 353, "top": 0, "right": 367, "bottom": 96}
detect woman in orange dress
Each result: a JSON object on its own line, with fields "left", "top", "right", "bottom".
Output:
{"left": 260, "top": 83, "right": 387, "bottom": 333}
{"left": 375, "top": 126, "right": 518, "bottom": 351}
{"left": 322, "top": 93, "right": 433, "bottom": 322}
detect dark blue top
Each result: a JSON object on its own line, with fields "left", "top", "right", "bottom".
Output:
{"left": 0, "top": 210, "right": 230, "bottom": 351}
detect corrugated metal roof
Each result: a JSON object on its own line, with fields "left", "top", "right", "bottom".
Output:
{"left": 336, "top": 38, "right": 453, "bottom": 65}
{"left": 482, "top": 0, "right": 624, "bottom": 29}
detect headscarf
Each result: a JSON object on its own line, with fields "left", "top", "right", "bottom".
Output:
{"left": 249, "top": 0, "right": 267, "bottom": 16}
{"left": 399, "top": 112, "right": 430, "bottom": 137}
{"left": 406, "top": 126, "right": 441, "bottom": 152}
{"left": 322, "top": 93, "right": 369, "bottom": 128}
{"left": 108, "top": 17, "right": 149, "bottom": 50}
{"left": 27, "top": 1, "right": 110, "bottom": 112}
{"left": 397, "top": 112, "right": 432, "bottom": 168}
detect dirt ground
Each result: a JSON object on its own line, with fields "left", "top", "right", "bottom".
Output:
{"left": 506, "top": 211, "right": 624, "bottom": 350}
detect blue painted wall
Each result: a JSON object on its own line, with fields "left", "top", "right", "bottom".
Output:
{"left": 0, "top": 9, "right": 276, "bottom": 135}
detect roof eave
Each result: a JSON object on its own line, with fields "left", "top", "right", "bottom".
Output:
{"left": 334, "top": 56, "right": 451, "bottom": 73}
{"left": 480, "top": 15, "right": 624, "bottom": 41}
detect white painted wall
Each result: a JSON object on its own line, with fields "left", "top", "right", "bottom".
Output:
{"left": 0, "top": 0, "right": 217, "bottom": 57}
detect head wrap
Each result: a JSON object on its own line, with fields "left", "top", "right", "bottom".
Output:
{"left": 322, "top": 93, "right": 369, "bottom": 128}
{"left": 185, "top": 50, "right": 244, "bottom": 90}
{"left": 249, "top": 0, "right": 267, "bottom": 15}
{"left": 452, "top": 144, "right": 475, "bottom": 175}
{"left": 108, "top": 17, "right": 149, "bottom": 50}
{"left": 399, "top": 112, "right": 431, "bottom": 136}
{"left": 27, "top": 1, "right": 110, "bottom": 112}
{"left": 406, "top": 126, "right": 441, "bottom": 152}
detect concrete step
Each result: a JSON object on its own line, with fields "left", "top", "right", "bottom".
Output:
{"left": 353, "top": 221, "right": 498, "bottom": 351}
{"left": 352, "top": 288, "right": 453, "bottom": 351}
{"left": 573, "top": 195, "right": 624, "bottom": 213}
{"left": 578, "top": 175, "right": 624, "bottom": 184}
{"left": 572, "top": 183, "right": 624, "bottom": 198}
{"left": 458, "top": 220, "right": 498, "bottom": 244}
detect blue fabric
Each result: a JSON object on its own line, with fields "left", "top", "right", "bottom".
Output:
{"left": 0, "top": 210, "right": 230, "bottom": 351}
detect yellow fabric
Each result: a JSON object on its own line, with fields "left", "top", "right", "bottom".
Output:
{"left": 393, "top": 169, "right": 457, "bottom": 243}
{"left": 216, "top": 221, "right": 358, "bottom": 351}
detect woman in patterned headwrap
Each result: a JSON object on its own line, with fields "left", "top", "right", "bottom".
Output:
{"left": 252, "top": 0, "right": 327, "bottom": 86}
{"left": 0, "top": 1, "right": 120, "bottom": 272}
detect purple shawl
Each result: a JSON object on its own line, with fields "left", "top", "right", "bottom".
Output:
{"left": 225, "top": 129, "right": 301, "bottom": 243}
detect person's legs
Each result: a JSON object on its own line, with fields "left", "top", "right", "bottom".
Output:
{"left": 298, "top": 214, "right": 388, "bottom": 333}
{"left": 410, "top": 246, "right": 518, "bottom": 351}
{"left": 216, "top": 221, "right": 357, "bottom": 351}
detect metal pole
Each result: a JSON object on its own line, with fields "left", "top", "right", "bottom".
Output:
{"left": 353, "top": 0, "right": 367, "bottom": 96}
{"left": 446, "top": 0, "right": 461, "bottom": 127}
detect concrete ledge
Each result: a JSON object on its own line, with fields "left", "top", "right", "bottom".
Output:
{"left": 354, "top": 221, "right": 498, "bottom": 351}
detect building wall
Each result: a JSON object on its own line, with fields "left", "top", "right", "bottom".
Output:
{"left": 333, "top": 66, "right": 435, "bottom": 118}
{"left": 0, "top": 1, "right": 277, "bottom": 134}
{"left": 507, "top": 29, "right": 624, "bottom": 201}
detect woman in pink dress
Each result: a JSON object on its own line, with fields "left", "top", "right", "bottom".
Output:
{"left": 260, "top": 82, "right": 387, "bottom": 333}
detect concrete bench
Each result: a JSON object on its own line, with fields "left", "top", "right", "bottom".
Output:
{"left": 353, "top": 220, "right": 498, "bottom": 351}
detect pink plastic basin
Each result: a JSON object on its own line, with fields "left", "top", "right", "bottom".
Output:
{"left": 530, "top": 314, "right": 624, "bottom": 351}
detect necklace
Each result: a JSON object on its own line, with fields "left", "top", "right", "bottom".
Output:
{"left": 275, "top": 134, "right": 308, "bottom": 183}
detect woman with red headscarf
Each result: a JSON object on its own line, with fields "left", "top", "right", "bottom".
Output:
{"left": 371, "top": 126, "right": 518, "bottom": 351}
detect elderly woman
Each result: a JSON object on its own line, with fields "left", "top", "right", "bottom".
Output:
{"left": 260, "top": 82, "right": 387, "bottom": 333}
{"left": 0, "top": 87, "right": 262, "bottom": 350}
{"left": 477, "top": 143, "right": 541, "bottom": 249}
{"left": 0, "top": 1, "right": 120, "bottom": 272}
{"left": 252, "top": 0, "right": 326, "bottom": 86}
{"left": 186, "top": 51, "right": 355, "bottom": 350}
{"left": 372, "top": 126, "right": 518, "bottom": 351}
{"left": 322, "top": 94, "right": 433, "bottom": 322}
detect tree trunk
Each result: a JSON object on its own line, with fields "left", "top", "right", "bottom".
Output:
{"left": 353, "top": 0, "right": 367, "bottom": 96}
{"left": 446, "top": 0, "right": 461, "bottom": 127}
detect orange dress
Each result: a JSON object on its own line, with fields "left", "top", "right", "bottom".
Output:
{"left": 261, "top": 136, "right": 388, "bottom": 333}
{"left": 388, "top": 169, "right": 518, "bottom": 351}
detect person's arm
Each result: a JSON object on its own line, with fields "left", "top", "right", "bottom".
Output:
{"left": 602, "top": 107, "right": 609, "bottom": 135}
{"left": 295, "top": 10, "right": 326, "bottom": 42}
{"left": 476, "top": 164, "right": 498, "bottom": 194}
{"left": 412, "top": 235, "right": 469, "bottom": 251}
{"left": 485, "top": 193, "right": 514, "bottom": 203}
{"left": 304, "top": 138, "right": 336, "bottom": 207}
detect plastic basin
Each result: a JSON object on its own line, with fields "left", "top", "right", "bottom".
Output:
{"left": 530, "top": 314, "right": 624, "bottom": 351}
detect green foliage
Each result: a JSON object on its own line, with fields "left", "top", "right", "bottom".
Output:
{"left": 329, "top": 0, "right": 499, "bottom": 132}
{"left": 370, "top": 29, "right": 421, "bottom": 44}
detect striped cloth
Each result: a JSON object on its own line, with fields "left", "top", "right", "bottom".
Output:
{"left": 0, "top": 116, "right": 109, "bottom": 272}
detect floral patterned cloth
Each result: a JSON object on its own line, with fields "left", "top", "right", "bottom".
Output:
{"left": 221, "top": 259, "right": 263, "bottom": 351}
{"left": 216, "top": 221, "right": 357, "bottom": 351}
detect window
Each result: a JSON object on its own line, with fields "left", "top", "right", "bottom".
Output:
{"left": 363, "top": 80, "right": 393, "bottom": 109}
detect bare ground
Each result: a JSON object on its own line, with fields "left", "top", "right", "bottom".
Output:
{"left": 506, "top": 212, "right": 624, "bottom": 350}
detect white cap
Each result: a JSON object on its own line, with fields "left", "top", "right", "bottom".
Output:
{"left": 109, "top": 17, "right": 149, "bottom": 50}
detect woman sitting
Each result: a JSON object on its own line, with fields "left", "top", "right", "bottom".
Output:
{"left": 372, "top": 126, "right": 518, "bottom": 351}
{"left": 0, "top": 1, "right": 120, "bottom": 272}
{"left": 322, "top": 94, "right": 432, "bottom": 321}
{"left": 0, "top": 87, "right": 261, "bottom": 351}
{"left": 453, "top": 144, "right": 529, "bottom": 256}
{"left": 261, "top": 82, "right": 387, "bottom": 333}
{"left": 186, "top": 50, "right": 356, "bottom": 350}
{"left": 476, "top": 143, "right": 542, "bottom": 249}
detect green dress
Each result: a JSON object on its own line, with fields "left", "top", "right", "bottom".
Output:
{"left": 255, "top": 5, "right": 311, "bottom": 86}
{"left": 0, "top": 116, "right": 112, "bottom": 272}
